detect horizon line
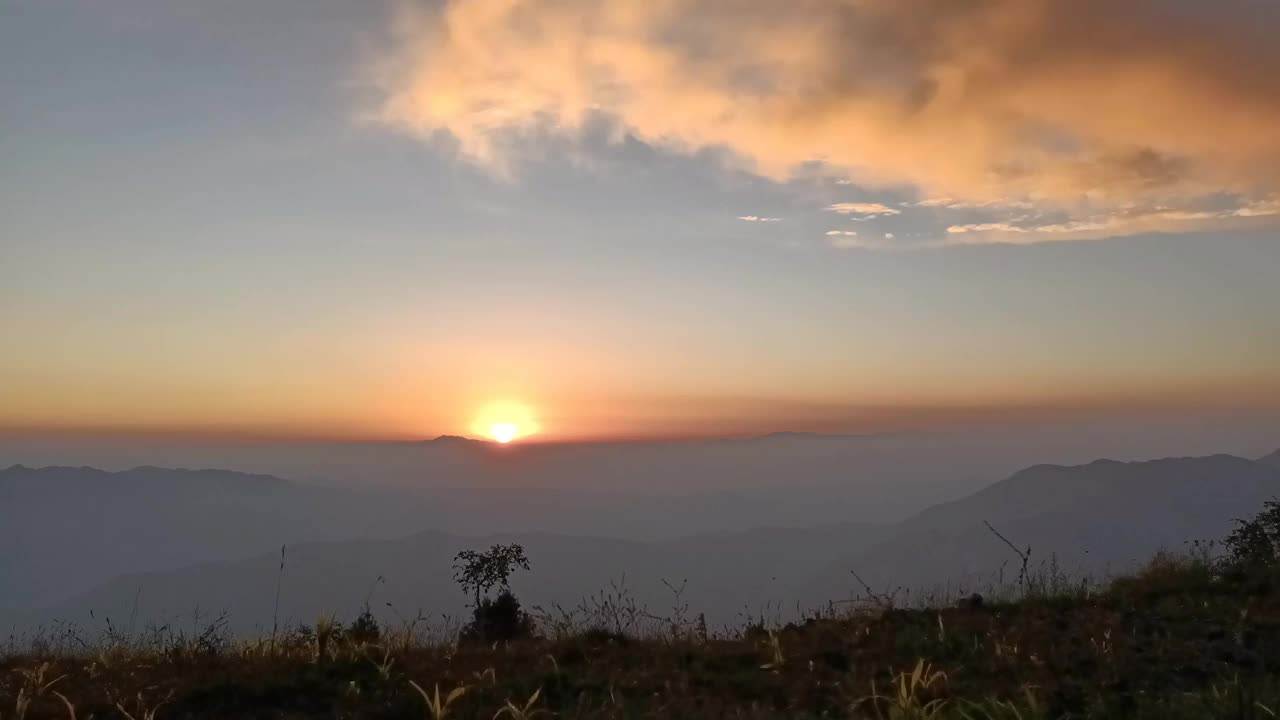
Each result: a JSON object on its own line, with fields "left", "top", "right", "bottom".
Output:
{"left": 4, "top": 406, "right": 1280, "bottom": 446}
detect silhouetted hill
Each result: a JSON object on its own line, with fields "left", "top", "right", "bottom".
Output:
{"left": 1260, "top": 448, "right": 1280, "bottom": 468}
{"left": 423, "top": 434, "right": 484, "bottom": 446}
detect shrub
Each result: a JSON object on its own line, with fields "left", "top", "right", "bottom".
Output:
{"left": 1224, "top": 499, "right": 1280, "bottom": 569}
{"left": 460, "top": 590, "right": 535, "bottom": 644}
{"left": 348, "top": 604, "right": 381, "bottom": 645}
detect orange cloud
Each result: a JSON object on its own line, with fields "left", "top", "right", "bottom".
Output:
{"left": 376, "top": 0, "right": 1280, "bottom": 236}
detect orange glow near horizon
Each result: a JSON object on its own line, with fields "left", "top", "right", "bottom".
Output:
{"left": 4, "top": 389, "right": 1280, "bottom": 445}
{"left": 3, "top": 361, "right": 1280, "bottom": 444}
{"left": 470, "top": 401, "right": 540, "bottom": 443}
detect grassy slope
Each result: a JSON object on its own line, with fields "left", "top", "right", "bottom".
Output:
{"left": 4, "top": 556, "right": 1280, "bottom": 719}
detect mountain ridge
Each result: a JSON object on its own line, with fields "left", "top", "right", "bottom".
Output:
{"left": 1260, "top": 448, "right": 1280, "bottom": 468}
{"left": 805, "top": 452, "right": 1280, "bottom": 596}
{"left": 12, "top": 449, "right": 1279, "bottom": 635}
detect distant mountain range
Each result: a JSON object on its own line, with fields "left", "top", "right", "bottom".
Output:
{"left": 7, "top": 418, "right": 1278, "bottom": 524}
{"left": 5, "top": 448, "right": 1277, "bottom": 636}
{"left": 0, "top": 464, "right": 796, "bottom": 608}
{"left": 0, "top": 464, "right": 436, "bottom": 606}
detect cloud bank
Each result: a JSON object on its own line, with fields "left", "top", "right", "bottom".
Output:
{"left": 377, "top": 0, "right": 1280, "bottom": 241}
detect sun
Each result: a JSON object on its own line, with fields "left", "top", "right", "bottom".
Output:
{"left": 489, "top": 422, "right": 519, "bottom": 444}
{"left": 471, "top": 401, "right": 540, "bottom": 443}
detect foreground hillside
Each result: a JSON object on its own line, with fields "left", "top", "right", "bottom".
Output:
{"left": 6, "top": 453, "right": 1280, "bottom": 717}
{"left": 5, "top": 541, "right": 1280, "bottom": 718}
{"left": 12, "top": 486, "right": 1280, "bottom": 717}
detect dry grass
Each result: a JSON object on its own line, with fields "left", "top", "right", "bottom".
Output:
{"left": 3, "top": 552, "right": 1280, "bottom": 718}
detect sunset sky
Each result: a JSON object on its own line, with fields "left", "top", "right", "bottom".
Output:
{"left": 3, "top": 0, "right": 1279, "bottom": 441}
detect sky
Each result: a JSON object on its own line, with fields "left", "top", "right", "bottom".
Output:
{"left": 2, "top": 0, "right": 1279, "bottom": 442}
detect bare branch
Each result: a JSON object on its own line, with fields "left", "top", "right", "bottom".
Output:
{"left": 983, "top": 520, "right": 1031, "bottom": 595}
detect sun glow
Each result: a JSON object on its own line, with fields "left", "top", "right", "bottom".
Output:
{"left": 489, "top": 422, "right": 519, "bottom": 443}
{"left": 471, "top": 401, "right": 539, "bottom": 443}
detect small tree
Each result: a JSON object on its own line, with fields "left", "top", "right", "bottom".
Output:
{"left": 1224, "top": 499, "right": 1280, "bottom": 569}
{"left": 453, "top": 544, "right": 533, "bottom": 644}
{"left": 453, "top": 543, "right": 531, "bottom": 609}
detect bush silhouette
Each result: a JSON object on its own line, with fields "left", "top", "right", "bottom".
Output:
{"left": 347, "top": 604, "right": 381, "bottom": 644}
{"left": 460, "top": 589, "right": 535, "bottom": 644}
{"left": 1225, "top": 498, "right": 1280, "bottom": 569}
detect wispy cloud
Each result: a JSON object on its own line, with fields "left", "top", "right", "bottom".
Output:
{"left": 826, "top": 203, "right": 900, "bottom": 217}
{"left": 947, "top": 223, "right": 1026, "bottom": 234}
{"left": 1228, "top": 200, "right": 1280, "bottom": 218}
{"left": 943, "top": 198, "right": 1280, "bottom": 244}
{"left": 824, "top": 230, "right": 868, "bottom": 249}
{"left": 823, "top": 230, "right": 908, "bottom": 250}
{"left": 737, "top": 216, "right": 783, "bottom": 222}
{"left": 916, "top": 198, "right": 1034, "bottom": 210}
